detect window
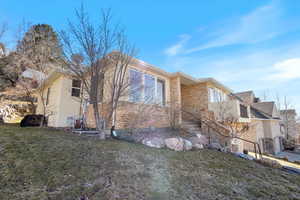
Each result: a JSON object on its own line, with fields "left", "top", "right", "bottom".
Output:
{"left": 240, "top": 104, "right": 249, "bottom": 118}
{"left": 144, "top": 74, "right": 155, "bottom": 103}
{"left": 129, "top": 69, "right": 166, "bottom": 106}
{"left": 209, "top": 87, "right": 227, "bottom": 102}
{"left": 71, "top": 79, "right": 81, "bottom": 97}
{"left": 46, "top": 87, "right": 51, "bottom": 105}
{"left": 157, "top": 79, "right": 165, "bottom": 105}
{"left": 129, "top": 70, "right": 143, "bottom": 102}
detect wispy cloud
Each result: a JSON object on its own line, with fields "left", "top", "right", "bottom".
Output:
{"left": 266, "top": 58, "right": 300, "bottom": 81}
{"left": 164, "top": 1, "right": 296, "bottom": 55}
{"left": 164, "top": 34, "right": 190, "bottom": 56}
{"left": 186, "top": 2, "right": 284, "bottom": 53}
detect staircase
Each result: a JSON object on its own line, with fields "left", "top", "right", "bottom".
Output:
{"left": 181, "top": 120, "right": 202, "bottom": 135}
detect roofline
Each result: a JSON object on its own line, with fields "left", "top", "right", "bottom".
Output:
{"left": 198, "top": 77, "right": 233, "bottom": 93}
{"left": 130, "top": 57, "right": 233, "bottom": 93}
{"left": 234, "top": 90, "right": 254, "bottom": 95}
{"left": 35, "top": 54, "right": 234, "bottom": 94}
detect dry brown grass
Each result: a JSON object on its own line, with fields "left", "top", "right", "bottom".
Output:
{"left": 0, "top": 124, "right": 299, "bottom": 200}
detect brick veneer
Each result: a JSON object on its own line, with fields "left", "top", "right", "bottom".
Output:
{"left": 181, "top": 82, "right": 209, "bottom": 120}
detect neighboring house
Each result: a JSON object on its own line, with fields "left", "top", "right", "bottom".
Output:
{"left": 36, "top": 56, "right": 285, "bottom": 154}
{"left": 35, "top": 70, "right": 82, "bottom": 127}
{"left": 234, "top": 91, "right": 283, "bottom": 154}
{"left": 280, "top": 109, "right": 298, "bottom": 141}
{"left": 296, "top": 121, "right": 300, "bottom": 144}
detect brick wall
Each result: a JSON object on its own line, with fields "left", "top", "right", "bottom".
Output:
{"left": 169, "top": 76, "right": 182, "bottom": 126}
{"left": 86, "top": 101, "right": 170, "bottom": 129}
{"left": 181, "top": 82, "right": 209, "bottom": 120}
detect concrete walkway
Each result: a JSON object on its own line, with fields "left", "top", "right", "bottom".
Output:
{"left": 275, "top": 151, "right": 300, "bottom": 162}
{"left": 249, "top": 152, "right": 300, "bottom": 170}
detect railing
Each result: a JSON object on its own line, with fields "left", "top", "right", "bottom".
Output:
{"left": 181, "top": 109, "right": 262, "bottom": 159}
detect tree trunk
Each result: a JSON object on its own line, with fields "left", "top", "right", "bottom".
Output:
{"left": 92, "top": 102, "right": 105, "bottom": 139}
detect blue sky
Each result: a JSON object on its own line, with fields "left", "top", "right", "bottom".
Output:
{"left": 1, "top": 0, "right": 300, "bottom": 113}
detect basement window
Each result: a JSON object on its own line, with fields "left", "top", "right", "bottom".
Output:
{"left": 71, "top": 79, "right": 81, "bottom": 97}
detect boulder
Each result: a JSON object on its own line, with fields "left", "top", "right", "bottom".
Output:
{"left": 183, "top": 139, "right": 193, "bottom": 151}
{"left": 189, "top": 137, "right": 204, "bottom": 149}
{"left": 142, "top": 137, "right": 165, "bottom": 148}
{"left": 196, "top": 134, "right": 209, "bottom": 146}
{"left": 165, "top": 137, "right": 184, "bottom": 151}
{"left": 256, "top": 158, "right": 282, "bottom": 169}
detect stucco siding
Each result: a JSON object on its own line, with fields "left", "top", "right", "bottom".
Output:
{"left": 56, "top": 77, "right": 81, "bottom": 127}
{"left": 36, "top": 76, "right": 63, "bottom": 127}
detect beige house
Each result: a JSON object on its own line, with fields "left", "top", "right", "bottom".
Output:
{"left": 234, "top": 91, "right": 283, "bottom": 154}
{"left": 35, "top": 70, "right": 82, "bottom": 127}
{"left": 280, "top": 109, "right": 299, "bottom": 142}
{"left": 36, "top": 56, "right": 284, "bottom": 154}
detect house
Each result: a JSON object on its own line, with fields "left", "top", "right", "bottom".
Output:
{"left": 280, "top": 109, "right": 299, "bottom": 142}
{"left": 35, "top": 70, "right": 82, "bottom": 127}
{"left": 234, "top": 91, "right": 283, "bottom": 154}
{"left": 35, "top": 55, "right": 284, "bottom": 154}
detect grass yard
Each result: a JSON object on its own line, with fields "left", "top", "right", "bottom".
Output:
{"left": 0, "top": 124, "right": 299, "bottom": 200}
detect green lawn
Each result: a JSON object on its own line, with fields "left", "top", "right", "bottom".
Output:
{"left": 0, "top": 125, "right": 299, "bottom": 200}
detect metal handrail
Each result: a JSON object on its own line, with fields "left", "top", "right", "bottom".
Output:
{"left": 181, "top": 109, "right": 262, "bottom": 159}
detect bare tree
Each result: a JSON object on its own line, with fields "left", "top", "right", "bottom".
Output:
{"left": 106, "top": 50, "right": 136, "bottom": 128}
{"left": 279, "top": 96, "right": 294, "bottom": 140}
{"left": 0, "top": 22, "right": 7, "bottom": 41}
{"left": 60, "top": 6, "right": 136, "bottom": 137}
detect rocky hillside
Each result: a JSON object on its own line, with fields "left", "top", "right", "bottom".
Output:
{"left": 0, "top": 125, "right": 299, "bottom": 200}
{"left": 0, "top": 92, "right": 36, "bottom": 123}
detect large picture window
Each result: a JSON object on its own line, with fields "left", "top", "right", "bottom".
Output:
{"left": 144, "top": 74, "right": 155, "bottom": 103}
{"left": 129, "top": 69, "right": 166, "bottom": 105}
{"left": 129, "top": 70, "right": 143, "bottom": 102}
{"left": 71, "top": 79, "right": 81, "bottom": 97}
{"left": 209, "top": 87, "right": 227, "bottom": 103}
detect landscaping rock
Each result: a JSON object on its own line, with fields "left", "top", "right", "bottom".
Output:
{"left": 165, "top": 137, "right": 184, "bottom": 151}
{"left": 188, "top": 137, "right": 204, "bottom": 149}
{"left": 142, "top": 137, "right": 165, "bottom": 148}
{"left": 183, "top": 139, "right": 193, "bottom": 151}
{"left": 256, "top": 158, "right": 282, "bottom": 169}
{"left": 196, "top": 134, "right": 209, "bottom": 146}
